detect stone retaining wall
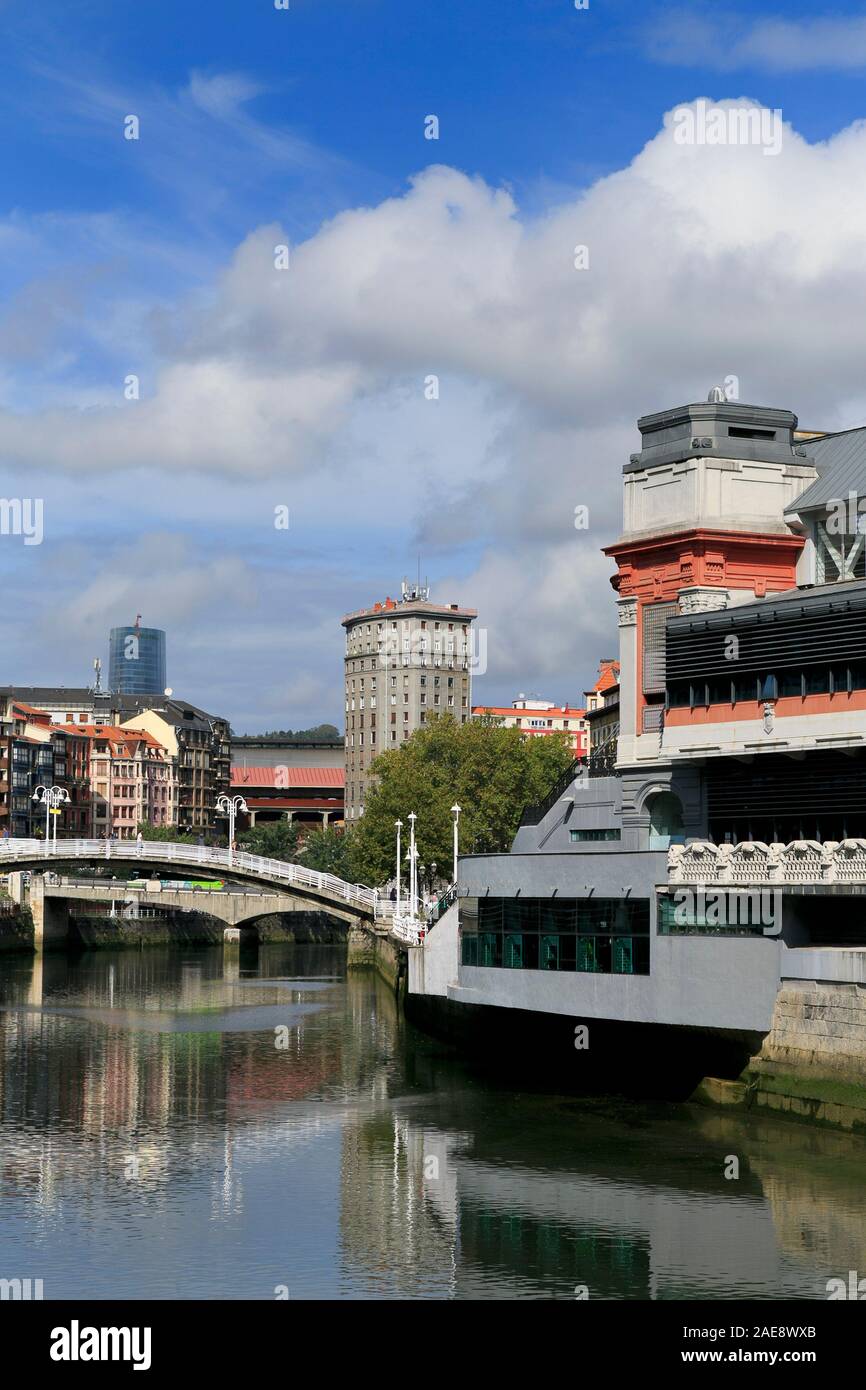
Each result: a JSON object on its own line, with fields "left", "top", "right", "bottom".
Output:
{"left": 754, "top": 981, "right": 866, "bottom": 1083}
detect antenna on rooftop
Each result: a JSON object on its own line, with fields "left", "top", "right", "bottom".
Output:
{"left": 93, "top": 658, "right": 102, "bottom": 694}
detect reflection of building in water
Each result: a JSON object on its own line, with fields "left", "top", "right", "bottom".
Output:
{"left": 339, "top": 1112, "right": 468, "bottom": 1298}
{"left": 694, "top": 1110, "right": 866, "bottom": 1277}
{"left": 0, "top": 949, "right": 346, "bottom": 1214}
{"left": 339, "top": 1098, "right": 866, "bottom": 1298}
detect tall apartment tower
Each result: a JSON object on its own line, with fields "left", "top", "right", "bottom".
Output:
{"left": 108, "top": 618, "right": 167, "bottom": 695}
{"left": 342, "top": 581, "right": 478, "bottom": 821}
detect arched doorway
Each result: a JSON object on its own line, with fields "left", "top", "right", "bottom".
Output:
{"left": 647, "top": 791, "right": 685, "bottom": 850}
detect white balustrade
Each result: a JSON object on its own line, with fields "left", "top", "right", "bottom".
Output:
{"left": 669, "top": 838, "right": 866, "bottom": 888}
{"left": 0, "top": 837, "right": 386, "bottom": 917}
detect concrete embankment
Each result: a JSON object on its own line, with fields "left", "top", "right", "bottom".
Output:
{"left": 4, "top": 895, "right": 353, "bottom": 952}
{"left": 66, "top": 909, "right": 351, "bottom": 949}
{"left": 693, "top": 980, "right": 866, "bottom": 1133}
{"left": 347, "top": 926, "right": 408, "bottom": 999}
{"left": 0, "top": 900, "right": 34, "bottom": 952}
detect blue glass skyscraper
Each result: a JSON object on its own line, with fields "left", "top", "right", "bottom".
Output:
{"left": 108, "top": 623, "right": 167, "bottom": 695}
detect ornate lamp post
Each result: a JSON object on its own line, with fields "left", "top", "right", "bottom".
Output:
{"left": 451, "top": 804, "right": 461, "bottom": 884}
{"left": 394, "top": 819, "right": 403, "bottom": 913}
{"left": 32, "top": 785, "right": 69, "bottom": 852}
{"left": 408, "top": 812, "right": 418, "bottom": 917}
{"left": 215, "top": 794, "right": 248, "bottom": 863}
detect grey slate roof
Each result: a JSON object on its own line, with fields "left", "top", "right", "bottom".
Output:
{"left": 785, "top": 427, "right": 866, "bottom": 515}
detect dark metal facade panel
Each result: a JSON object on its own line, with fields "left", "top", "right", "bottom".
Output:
{"left": 706, "top": 752, "right": 866, "bottom": 818}
{"left": 667, "top": 599, "right": 866, "bottom": 677}
{"left": 785, "top": 428, "right": 866, "bottom": 514}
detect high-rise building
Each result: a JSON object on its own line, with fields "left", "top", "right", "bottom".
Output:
{"left": 342, "top": 581, "right": 477, "bottom": 821}
{"left": 108, "top": 618, "right": 166, "bottom": 695}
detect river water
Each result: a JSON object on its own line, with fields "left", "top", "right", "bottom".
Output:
{"left": 0, "top": 944, "right": 864, "bottom": 1300}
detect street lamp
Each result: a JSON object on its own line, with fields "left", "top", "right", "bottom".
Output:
{"left": 451, "top": 804, "right": 461, "bottom": 884}
{"left": 215, "top": 794, "right": 248, "bottom": 863}
{"left": 32, "top": 785, "right": 70, "bottom": 852}
{"left": 408, "top": 812, "right": 417, "bottom": 917}
{"left": 394, "top": 819, "right": 403, "bottom": 914}
{"left": 405, "top": 844, "right": 419, "bottom": 919}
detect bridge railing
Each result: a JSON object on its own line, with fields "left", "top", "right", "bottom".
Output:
{"left": 0, "top": 838, "right": 384, "bottom": 918}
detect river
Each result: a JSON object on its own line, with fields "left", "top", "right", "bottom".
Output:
{"left": 0, "top": 944, "right": 863, "bottom": 1300}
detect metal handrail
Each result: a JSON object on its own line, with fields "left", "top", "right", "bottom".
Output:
{"left": 0, "top": 837, "right": 384, "bottom": 917}
{"left": 518, "top": 759, "right": 584, "bottom": 827}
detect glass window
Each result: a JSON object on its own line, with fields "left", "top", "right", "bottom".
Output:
{"left": 503, "top": 934, "right": 523, "bottom": 968}
{"left": 760, "top": 673, "right": 778, "bottom": 701}
{"left": 460, "top": 898, "right": 649, "bottom": 976}
{"left": 830, "top": 665, "right": 850, "bottom": 694}
{"left": 707, "top": 677, "right": 733, "bottom": 705}
{"left": 804, "top": 667, "right": 830, "bottom": 696}
{"left": 779, "top": 669, "right": 803, "bottom": 698}
{"left": 733, "top": 675, "right": 759, "bottom": 704}
{"left": 540, "top": 935, "right": 559, "bottom": 970}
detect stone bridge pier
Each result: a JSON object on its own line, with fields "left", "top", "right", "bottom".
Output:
{"left": 29, "top": 877, "right": 70, "bottom": 952}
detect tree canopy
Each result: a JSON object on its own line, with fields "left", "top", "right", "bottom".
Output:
{"left": 238, "top": 819, "right": 300, "bottom": 860}
{"left": 346, "top": 714, "right": 574, "bottom": 886}
{"left": 298, "top": 827, "right": 353, "bottom": 878}
{"left": 239, "top": 724, "right": 341, "bottom": 742}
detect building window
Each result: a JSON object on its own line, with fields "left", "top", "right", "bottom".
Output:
{"left": 459, "top": 897, "right": 649, "bottom": 975}
{"left": 569, "top": 828, "right": 621, "bottom": 842}
{"left": 657, "top": 892, "right": 768, "bottom": 937}
{"left": 642, "top": 601, "right": 677, "bottom": 694}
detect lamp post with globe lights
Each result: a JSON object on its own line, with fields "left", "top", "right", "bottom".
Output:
{"left": 216, "top": 794, "right": 248, "bottom": 864}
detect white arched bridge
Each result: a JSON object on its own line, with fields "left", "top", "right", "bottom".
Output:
{"left": 0, "top": 837, "right": 388, "bottom": 924}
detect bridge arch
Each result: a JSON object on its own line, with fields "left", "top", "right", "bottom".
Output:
{"left": 0, "top": 838, "right": 382, "bottom": 923}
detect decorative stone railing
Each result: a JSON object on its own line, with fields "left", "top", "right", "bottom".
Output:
{"left": 668, "top": 839, "right": 866, "bottom": 887}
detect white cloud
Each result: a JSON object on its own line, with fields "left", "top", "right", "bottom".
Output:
{"left": 187, "top": 71, "right": 265, "bottom": 120}
{"left": 10, "top": 98, "right": 866, "bottom": 717}
{"left": 643, "top": 10, "right": 866, "bottom": 73}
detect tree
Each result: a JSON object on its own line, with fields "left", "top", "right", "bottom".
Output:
{"left": 298, "top": 827, "right": 353, "bottom": 878}
{"left": 238, "top": 819, "right": 300, "bottom": 861}
{"left": 137, "top": 822, "right": 194, "bottom": 842}
{"left": 240, "top": 724, "right": 341, "bottom": 742}
{"left": 347, "top": 714, "right": 574, "bottom": 887}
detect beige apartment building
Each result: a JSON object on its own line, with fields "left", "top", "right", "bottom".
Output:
{"left": 60, "top": 724, "right": 177, "bottom": 839}
{"left": 342, "top": 581, "right": 478, "bottom": 821}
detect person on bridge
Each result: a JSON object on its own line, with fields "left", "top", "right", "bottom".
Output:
{"left": 1, "top": 827, "right": 8, "bottom": 848}
{"left": 136, "top": 831, "right": 144, "bottom": 854}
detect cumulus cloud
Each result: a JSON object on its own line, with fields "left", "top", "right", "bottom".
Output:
{"left": 10, "top": 98, "right": 866, "bottom": 717}
{"left": 44, "top": 533, "right": 257, "bottom": 637}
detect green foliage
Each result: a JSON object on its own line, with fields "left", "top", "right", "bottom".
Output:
{"left": 137, "top": 822, "right": 194, "bottom": 842}
{"left": 238, "top": 819, "right": 300, "bottom": 861}
{"left": 298, "top": 827, "right": 353, "bottom": 878}
{"left": 347, "top": 714, "right": 574, "bottom": 887}
{"left": 240, "top": 724, "right": 341, "bottom": 743}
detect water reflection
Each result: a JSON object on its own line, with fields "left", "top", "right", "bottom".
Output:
{"left": 0, "top": 945, "right": 863, "bottom": 1300}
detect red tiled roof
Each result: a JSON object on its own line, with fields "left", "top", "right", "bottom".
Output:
{"left": 472, "top": 706, "right": 585, "bottom": 719}
{"left": 12, "top": 702, "right": 51, "bottom": 720}
{"left": 243, "top": 797, "right": 344, "bottom": 810}
{"left": 231, "top": 766, "right": 345, "bottom": 788}
{"left": 589, "top": 660, "right": 620, "bottom": 694}
{"left": 57, "top": 723, "right": 167, "bottom": 752}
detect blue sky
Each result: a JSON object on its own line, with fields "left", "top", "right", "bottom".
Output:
{"left": 3, "top": 0, "right": 866, "bottom": 730}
